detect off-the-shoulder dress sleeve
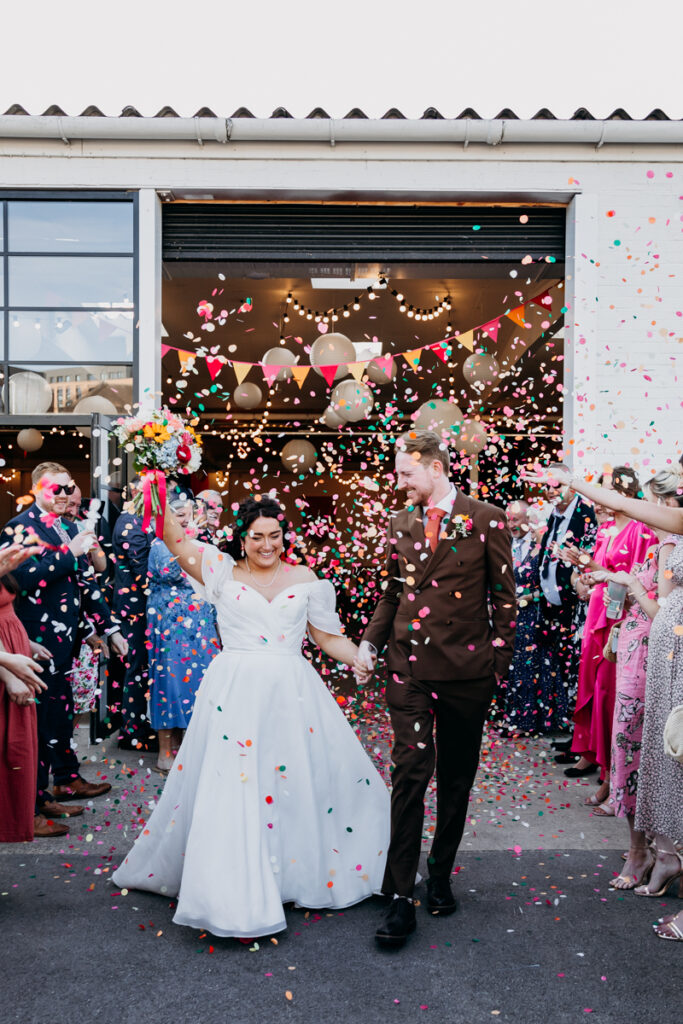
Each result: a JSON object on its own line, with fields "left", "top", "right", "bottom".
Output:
{"left": 196, "top": 542, "right": 234, "bottom": 604}
{"left": 307, "top": 578, "right": 344, "bottom": 637}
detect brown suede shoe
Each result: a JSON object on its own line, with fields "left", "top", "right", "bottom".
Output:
{"left": 40, "top": 800, "right": 85, "bottom": 818}
{"left": 33, "top": 814, "right": 69, "bottom": 838}
{"left": 52, "top": 777, "right": 112, "bottom": 801}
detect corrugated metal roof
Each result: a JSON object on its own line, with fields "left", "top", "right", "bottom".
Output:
{"left": 1, "top": 104, "right": 676, "bottom": 121}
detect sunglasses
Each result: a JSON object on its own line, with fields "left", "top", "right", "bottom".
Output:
{"left": 53, "top": 483, "right": 76, "bottom": 496}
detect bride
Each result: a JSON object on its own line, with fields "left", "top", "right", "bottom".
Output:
{"left": 112, "top": 494, "right": 389, "bottom": 939}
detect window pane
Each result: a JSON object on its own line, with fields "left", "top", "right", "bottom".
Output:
{"left": 8, "top": 201, "right": 134, "bottom": 253}
{"left": 9, "top": 311, "right": 133, "bottom": 362}
{"left": 9, "top": 256, "right": 134, "bottom": 308}
{"left": 9, "top": 364, "right": 133, "bottom": 414}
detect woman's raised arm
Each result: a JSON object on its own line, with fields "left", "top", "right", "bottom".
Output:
{"left": 162, "top": 504, "right": 203, "bottom": 584}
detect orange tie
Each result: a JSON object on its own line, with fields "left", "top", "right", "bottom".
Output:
{"left": 425, "top": 507, "right": 446, "bottom": 552}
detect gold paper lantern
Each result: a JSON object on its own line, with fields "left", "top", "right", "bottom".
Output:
{"left": 310, "top": 333, "right": 355, "bottom": 381}
{"left": 413, "top": 399, "right": 463, "bottom": 439}
{"left": 281, "top": 439, "right": 317, "bottom": 472}
{"left": 330, "top": 380, "right": 374, "bottom": 422}
{"left": 233, "top": 382, "right": 263, "bottom": 409}
{"left": 262, "top": 347, "right": 297, "bottom": 382}
{"left": 462, "top": 353, "right": 500, "bottom": 388}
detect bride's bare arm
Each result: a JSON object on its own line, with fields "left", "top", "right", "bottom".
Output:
{"left": 162, "top": 504, "right": 203, "bottom": 583}
{"left": 307, "top": 626, "right": 358, "bottom": 667}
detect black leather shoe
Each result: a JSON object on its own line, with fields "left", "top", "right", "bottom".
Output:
{"left": 375, "top": 898, "right": 416, "bottom": 949}
{"left": 118, "top": 733, "right": 159, "bottom": 753}
{"left": 551, "top": 737, "right": 572, "bottom": 752}
{"left": 564, "top": 762, "right": 598, "bottom": 778}
{"left": 554, "top": 752, "right": 579, "bottom": 765}
{"left": 426, "top": 877, "right": 457, "bottom": 916}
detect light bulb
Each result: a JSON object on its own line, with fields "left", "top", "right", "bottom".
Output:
{"left": 399, "top": 303, "right": 406, "bottom": 312}
{"left": 353, "top": 301, "right": 360, "bottom": 311}
{"left": 343, "top": 306, "right": 350, "bottom": 317}
{"left": 407, "top": 309, "right": 414, "bottom": 318}
{"left": 283, "top": 314, "right": 290, "bottom": 323}
{"left": 298, "top": 307, "right": 305, "bottom": 316}
{"left": 331, "top": 313, "right": 338, "bottom": 322}
{"left": 286, "top": 293, "right": 292, "bottom": 303}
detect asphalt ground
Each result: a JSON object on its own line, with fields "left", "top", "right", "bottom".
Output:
{"left": 1, "top": 715, "right": 681, "bottom": 1024}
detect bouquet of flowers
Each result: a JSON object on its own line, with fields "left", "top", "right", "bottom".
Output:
{"left": 113, "top": 408, "right": 202, "bottom": 536}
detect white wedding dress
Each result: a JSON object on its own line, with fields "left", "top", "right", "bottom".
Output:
{"left": 112, "top": 546, "right": 390, "bottom": 938}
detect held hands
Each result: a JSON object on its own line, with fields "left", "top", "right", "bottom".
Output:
{"left": 109, "top": 631, "right": 129, "bottom": 659}
{"left": 353, "top": 640, "right": 377, "bottom": 685}
{"left": 558, "top": 543, "right": 597, "bottom": 571}
{"left": 0, "top": 669, "right": 36, "bottom": 706}
{"left": 0, "top": 652, "right": 47, "bottom": 693}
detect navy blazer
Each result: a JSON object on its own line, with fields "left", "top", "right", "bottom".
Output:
{"left": 2, "top": 505, "right": 116, "bottom": 667}
{"left": 111, "top": 511, "right": 151, "bottom": 624}
{"left": 537, "top": 495, "right": 597, "bottom": 629}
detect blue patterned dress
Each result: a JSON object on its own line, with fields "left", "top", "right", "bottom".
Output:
{"left": 499, "top": 542, "right": 546, "bottom": 733}
{"left": 147, "top": 539, "right": 220, "bottom": 730}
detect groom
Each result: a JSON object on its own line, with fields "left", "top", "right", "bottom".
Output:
{"left": 356, "top": 429, "right": 515, "bottom": 948}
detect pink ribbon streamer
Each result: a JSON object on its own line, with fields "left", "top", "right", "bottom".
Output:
{"left": 141, "top": 470, "right": 168, "bottom": 539}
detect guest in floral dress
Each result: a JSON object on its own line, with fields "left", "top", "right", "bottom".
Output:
{"left": 147, "top": 497, "right": 220, "bottom": 774}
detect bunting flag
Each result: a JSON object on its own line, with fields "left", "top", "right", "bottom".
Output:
{"left": 481, "top": 319, "right": 501, "bottom": 343}
{"left": 261, "top": 363, "right": 282, "bottom": 388}
{"left": 161, "top": 344, "right": 172, "bottom": 358}
{"left": 402, "top": 349, "right": 422, "bottom": 371}
{"left": 177, "top": 350, "right": 195, "bottom": 374}
{"left": 205, "top": 357, "right": 224, "bottom": 381}
{"left": 232, "top": 361, "right": 252, "bottom": 385}
{"left": 372, "top": 353, "right": 394, "bottom": 377}
{"left": 430, "top": 342, "right": 451, "bottom": 364}
{"left": 348, "top": 361, "right": 367, "bottom": 382}
{"left": 455, "top": 330, "right": 475, "bottom": 352}
{"left": 290, "top": 365, "right": 311, "bottom": 389}
{"left": 318, "top": 364, "right": 339, "bottom": 387}
{"left": 505, "top": 305, "right": 528, "bottom": 329}
{"left": 530, "top": 289, "right": 553, "bottom": 310}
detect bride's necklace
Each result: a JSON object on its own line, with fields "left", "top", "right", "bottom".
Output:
{"left": 244, "top": 556, "right": 282, "bottom": 589}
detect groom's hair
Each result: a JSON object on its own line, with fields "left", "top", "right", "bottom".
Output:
{"left": 397, "top": 429, "right": 450, "bottom": 473}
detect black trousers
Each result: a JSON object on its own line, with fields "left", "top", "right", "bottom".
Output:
{"left": 35, "top": 658, "right": 81, "bottom": 808}
{"left": 383, "top": 672, "right": 495, "bottom": 897}
{"left": 118, "top": 613, "right": 150, "bottom": 739}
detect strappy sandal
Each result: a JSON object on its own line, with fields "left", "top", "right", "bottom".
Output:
{"left": 609, "top": 851, "right": 655, "bottom": 890}
{"left": 634, "top": 853, "right": 683, "bottom": 897}
{"left": 152, "top": 764, "right": 170, "bottom": 777}
{"left": 654, "top": 911, "right": 683, "bottom": 941}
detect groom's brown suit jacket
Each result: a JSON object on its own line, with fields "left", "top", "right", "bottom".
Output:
{"left": 363, "top": 488, "right": 516, "bottom": 681}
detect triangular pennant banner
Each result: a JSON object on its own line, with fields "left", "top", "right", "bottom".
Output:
{"left": 231, "top": 361, "right": 252, "bottom": 385}
{"left": 348, "top": 361, "right": 367, "bottom": 382}
{"left": 530, "top": 289, "right": 553, "bottom": 310}
{"left": 481, "top": 319, "right": 501, "bottom": 343}
{"left": 177, "top": 349, "right": 195, "bottom": 374}
{"left": 402, "top": 348, "right": 422, "bottom": 371}
{"left": 261, "top": 363, "right": 282, "bottom": 388}
{"left": 505, "top": 305, "right": 528, "bottom": 328}
{"left": 430, "top": 341, "right": 451, "bottom": 364}
{"left": 161, "top": 344, "right": 172, "bottom": 358}
{"left": 372, "top": 354, "right": 394, "bottom": 377}
{"left": 290, "top": 365, "right": 310, "bottom": 389}
{"left": 456, "top": 330, "right": 475, "bottom": 352}
{"left": 206, "top": 358, "right": 224, "bottom": 381}
{"left": 319, "top": 364, "right": 339, "bottom": 387}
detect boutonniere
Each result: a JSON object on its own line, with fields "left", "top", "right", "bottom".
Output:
{"left": 450, "top": 514, "right": 474, "bottom": 539}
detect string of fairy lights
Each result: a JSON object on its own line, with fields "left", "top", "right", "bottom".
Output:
{"left": 279, "top": 278, "right": 453, "bottom": 342}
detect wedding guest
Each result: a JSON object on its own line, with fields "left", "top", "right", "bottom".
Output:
{"left": 147, "top": 496, "right": 220, "bottom": 774}
{"left": 112, "top": 479, "right": 153, "bottom": 751}
{"left": 584, "top": 470, "right": 679, "bottom": 883}
{"left": 566, "top": 468, "right": 656, "bottom": 805}
{"left": 497, "top": 501, "right": 543, "bottom": 734}
{"left": 1, "top": 463, "right": 127, "bottom": 810}
{"left": 536, "top": 463, "right": 597, "bottom": 735}
{"left": 195, "top": 489, "right": 226, "bottom": 548}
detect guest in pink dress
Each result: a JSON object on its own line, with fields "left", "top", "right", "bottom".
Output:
{"left": 562, "top": 468, "right": 656, "bottom": 805}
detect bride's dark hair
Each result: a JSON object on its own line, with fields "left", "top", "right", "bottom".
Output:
{"left": 225, "top": 494, "right": 296, "bottom": 561}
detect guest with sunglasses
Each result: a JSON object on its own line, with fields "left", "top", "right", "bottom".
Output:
{"left": 0, "top": 462, "right": 128, "bottom": 821}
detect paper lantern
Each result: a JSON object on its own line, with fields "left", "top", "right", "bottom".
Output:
{"left": 366, "top": 357, "right": 397, "bottom": 386}
{"left": 16, "top": 428, "right": 44, "bottom": 453}
{"left": 413, "top": 399, "right": 463, "bottom": 438}
{"left": 74, "top": 395, "right": 118, "bottom": 415}
{"left": 233, "top": 382, "right": 263, "bottom": 410}
{"left": 9, "top": 371, "right": 53, "bottom": 414}
{"left": 262, "top": 347, "right": 297, "bottom": 382}
{"left": 321, "top": 406, "right": 345, "bottom": 428}
{"left": 281, "top": 439, "right": 317, "bottom": 473}
{"left": 330, "top": 380, "right": 374, "bottom": 422}
{"left": 310, "top": 333, "right": 355, "bottom": 381}
{"left": 463, "top": 353, "right": 500, "bottom": 388}
{"left": 456, "top": 419, "right": 488, "bottom": 455}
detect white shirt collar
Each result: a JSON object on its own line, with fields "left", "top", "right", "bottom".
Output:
{"left": 428, "top": 484, "right": 457, "bottom": 518}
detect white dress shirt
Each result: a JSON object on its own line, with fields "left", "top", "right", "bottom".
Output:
{"left": 422, "top": 485, "right": 458, "bottom": 532}
{"left": 540, "top": 494, "right": 579, "bottom": 606}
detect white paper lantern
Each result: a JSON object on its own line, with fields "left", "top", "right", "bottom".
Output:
{"left": 233, "top": 382, "right": 263, "bottom": 409}
{"left": 366, "top": 357, "right": 397, "bottom": 386}
{"left": 9, "top": 371, "right": 53, "bottom": 414}
{"left": 74, "top": 395, "right": 118, "bottom": 415}
{"left": 413, "top": 399, "right": 463, "bottom": 438}
{"left": 456, "top": 419, "right": 488, "bottom": 455}
{"left": 310, "top": 333, "right": 355, "bottom": 381}
{"left": 16, "top": 428, "right": 44, "bottom": 453}
{"left": 463, "top": 353, "right": 500, "bottom": 388}
{"left": 331, "top": 380, "right": 374, "bottom": 422}
{"left": 321, "top": 405, "right": 345, "bottom": 428}
{"left": 262, "top": 347, "right": 297, "bottom": 382}
{"left": 281, "top": 439, "right": 317, "bottom": 473}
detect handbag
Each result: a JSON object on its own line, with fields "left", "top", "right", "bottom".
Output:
{"left": 603, "top": 624, "right": 620, "bottom": 663}
{"left": 663, "top": 704, "right": 683, "bottom": 764}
